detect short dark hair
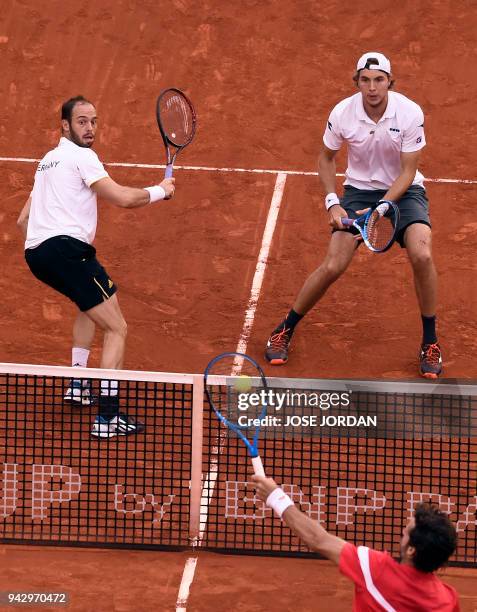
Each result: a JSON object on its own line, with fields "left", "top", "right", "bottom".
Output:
{"left": 409, "top": 503, "right": 457, "bottom": 573}
{"left": 61, "top": 96, "right": 94, "bottom": 122}
{"left": 352, "top": 71, "right": 395, "bottom": 89}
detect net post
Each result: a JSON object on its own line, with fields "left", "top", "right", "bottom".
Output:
{"left": 189, "top": 374, "right": 204, "bottom": 544}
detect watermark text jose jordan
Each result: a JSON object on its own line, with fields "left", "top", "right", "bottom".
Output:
{"left": 238, "top": 413, "right": 377, "bottom": 427}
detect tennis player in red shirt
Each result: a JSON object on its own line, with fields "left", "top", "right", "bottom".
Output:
{"left": 253, "top": 475, "right": 459, "bottom": 611}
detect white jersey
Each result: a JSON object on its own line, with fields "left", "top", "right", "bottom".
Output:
{"left": 323, "top": 91, "right": 426, "bottom": 190}
{"left": 25, "top": 137, "right": 109, "bottom": 249}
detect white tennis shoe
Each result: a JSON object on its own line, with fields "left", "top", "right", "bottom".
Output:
{"left": 90, "top": 413, "right": 145, "bottom": 438}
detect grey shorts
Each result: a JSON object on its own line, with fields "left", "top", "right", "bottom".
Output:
{"left": 338, "top": 185, "right": 431, "bottom": 247}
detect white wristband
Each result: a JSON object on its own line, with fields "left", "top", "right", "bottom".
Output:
{"left": 266, "top": 487, "right": 294, "bottom": 518}
{"left": 144, "top": 185, "right": 166, "bottom": 203}
{"left": 325, "top": 192, "right": 340, "bottom": 210}
{"left": 376, "top": 202, "right": 390, "bottom": 216}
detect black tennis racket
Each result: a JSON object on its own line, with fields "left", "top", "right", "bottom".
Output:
{"left": 342, "top": 201, "right": 400, "bottom": 253}
{"left": 156, "top": 88, "right": 197, "bottom": 178}
{"left": 204, "top": 352, "right": 268, "bottom": 476}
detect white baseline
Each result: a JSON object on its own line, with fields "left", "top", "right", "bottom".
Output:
{"left": 0, "top": 157, "right": 476, "bottom": 184}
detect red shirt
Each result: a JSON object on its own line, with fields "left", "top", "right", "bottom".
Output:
{"left": 339, "top": 543, "right": 460, "bottom": 611}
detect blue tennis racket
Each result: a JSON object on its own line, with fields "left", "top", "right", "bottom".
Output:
{"left": 342, "top": 201, "right": 400, "bottom": 253}
{"left": 204, "top": 352, "right": 268, "bottom": 476}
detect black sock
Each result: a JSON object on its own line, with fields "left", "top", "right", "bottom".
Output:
{"left": 99, "top": 395, "right": 120, "bottom": 421}
{"left": 421, "top": 315, "right": 437, "bottom": 345}
{"left": 274, "top": 309, "right": 304, "bottom": 334}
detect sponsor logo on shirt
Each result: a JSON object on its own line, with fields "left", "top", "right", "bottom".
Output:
{"left": 416, "top": 136, "right": 422, "bottom": 143}
{"left": 389, "top": 128, "right": 400, "bottom": 133}
{"left": 37, "top": 161, "right": 60, "bottom": 172}
{"left": 327, "top": 121, "right": 332, "bottom": 131}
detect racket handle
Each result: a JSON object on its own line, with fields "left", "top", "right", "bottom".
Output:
{"left": 165, "top": 164, "right": 174, "bottom": 178}
{"left": 341, "top": 218, "right": 354, "bottom": 227}
{"left": 251, "top": 456, "right": 265, "bottom": 477}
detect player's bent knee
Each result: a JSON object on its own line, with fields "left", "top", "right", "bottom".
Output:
{"left": 409, "top": 250, "right": 433, "bottom": 269}
{"left": 322, "top": 258, "right": 347, "bottom": 281}
{"left": 111, "top": 318, "right": 127, "bottom": 338}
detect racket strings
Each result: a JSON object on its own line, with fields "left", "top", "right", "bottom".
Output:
{"left": 205, "top": 356, "right": 267, "bottom": 433}
{"left": 159, "top": 93, "right": 194, "bottom": 145}
{"left": 366, "top": 211, "right": 395, "bottom": 250}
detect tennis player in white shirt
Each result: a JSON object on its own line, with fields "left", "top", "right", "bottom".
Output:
{"left": 265, "top": 52, "right": 442, "bottom": 379}
{"left": 17, "top": 96, "right": 175, "bottom": 437}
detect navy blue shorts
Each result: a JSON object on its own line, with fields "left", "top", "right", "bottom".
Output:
{"left": 25, "top": 235, "right": 117, "bottom": 312}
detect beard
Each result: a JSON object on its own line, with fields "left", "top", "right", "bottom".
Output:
{"left": 68, "top": 123, "right": 94, "bottom": 148}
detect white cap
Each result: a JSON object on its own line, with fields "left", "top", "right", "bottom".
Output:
{"left": 356, "top": 52, "right": 391, "bottom": 74}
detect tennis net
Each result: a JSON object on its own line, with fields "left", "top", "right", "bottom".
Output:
{"left": 0, "top": 363, "right": 196, "bottom": 549}
{"left": 0, "top": 363, "right": 476, "bottom": 566}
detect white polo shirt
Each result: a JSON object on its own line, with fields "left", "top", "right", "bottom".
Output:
{"left": 25, "top": 137, "right": 109, "bottom": 249}
{"left": 323, "top": 91, "right": 426, "bottom": 190}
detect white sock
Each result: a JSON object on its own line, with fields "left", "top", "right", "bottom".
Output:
{"left": 72, "top": 347, "right": 90, "bottom": 368}
{"left": 101, "top": 380, "right": 119, "bottom": 397}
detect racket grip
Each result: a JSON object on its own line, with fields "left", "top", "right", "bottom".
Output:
{"left": 251, "top": 456, "right": 265, "bottom": 477}
{"left": 341, "top": 218, "right": 354, "bottom": 227}
{"left": 165, "top": 164, "right": 173, "bottom": 178}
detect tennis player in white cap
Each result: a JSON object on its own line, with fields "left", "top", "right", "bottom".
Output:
{"left": 265, "top": 52, "right": 442, "bottom": 379}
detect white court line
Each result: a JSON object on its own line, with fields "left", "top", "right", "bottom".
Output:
{"left": 175, "top": 173, "right": 287, "bottom": 611}
{"left": 235, "top": 173, "right": 288, "bottom": 354}
{"left": 0, "top": 156, "right": 476, "bottom": 184}
{"left": 198, "top": 172, "right": 287, "bottom": 537}
{"left": 175, "top": 557, "right": 198, "bottom": 612}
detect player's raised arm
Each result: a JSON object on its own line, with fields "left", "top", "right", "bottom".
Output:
{"left": 91, "top": 176, "right": 175, "bottom": 208}
{"left": 252, "top": 475, "right": 346, "bottom": 564}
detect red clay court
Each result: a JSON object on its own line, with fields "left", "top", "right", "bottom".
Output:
{"left": 0, "top": 1, "right": 476, "bottom": 610}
